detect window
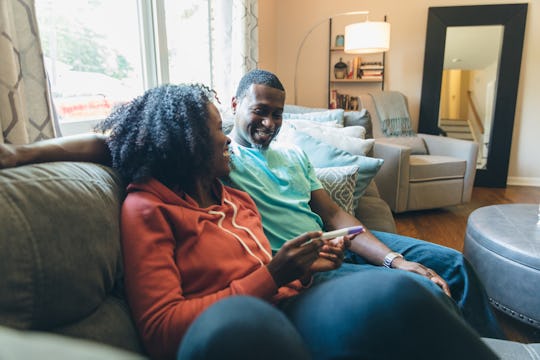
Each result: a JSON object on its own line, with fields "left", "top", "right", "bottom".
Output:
{"left": 35, "top": 0, "right": 216, "bottom": 136}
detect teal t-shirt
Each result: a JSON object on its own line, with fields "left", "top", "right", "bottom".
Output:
{"left": 225, "top": 141, "right": 324, "bottom": 250}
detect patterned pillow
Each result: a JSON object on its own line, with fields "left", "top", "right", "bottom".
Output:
{"left": 315, "top": 166, "right": 359, "bottom": 215}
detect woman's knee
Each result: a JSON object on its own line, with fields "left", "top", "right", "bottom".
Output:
{"left": 178, "top": 296, "right": 310, "bottom": 360}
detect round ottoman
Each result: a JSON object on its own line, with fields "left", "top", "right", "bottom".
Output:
{"left": 464, "top": 204, "right": 540, "bottom": 329}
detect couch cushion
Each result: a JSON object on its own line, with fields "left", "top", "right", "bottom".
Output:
{"left": 376, "top": 136, "right": 428, "bottom": 155}
{"left": 0, "top": 163, "right": 133, "bottom": 341}
{"left": 0, "top": 325, "right": 145, "bottom": 360}
{"left": 409, "top": 155, "right": 466, "bottom": 182}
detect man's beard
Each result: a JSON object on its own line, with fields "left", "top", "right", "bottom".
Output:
{"left": 252, "top": 126, "right": 281, "bottom": 151}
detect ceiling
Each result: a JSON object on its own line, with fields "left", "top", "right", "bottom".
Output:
{"left": 443, "top": 25, "right": 504, "bottom": 70}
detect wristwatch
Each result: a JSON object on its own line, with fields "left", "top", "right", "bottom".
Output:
{"left": 383, "top": 252, "right": 404, "bottom": 268}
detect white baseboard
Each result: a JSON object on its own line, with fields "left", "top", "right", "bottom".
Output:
{"left": 507, "top": 176, "right": 540, "bottom": 187}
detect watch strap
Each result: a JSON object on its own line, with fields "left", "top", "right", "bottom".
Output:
{"left": 383, "top": 252, "right": 404, "bottom": 268}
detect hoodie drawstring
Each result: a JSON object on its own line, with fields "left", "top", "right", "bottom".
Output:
{"left": 208, "top": 199, "right": 272, "bottom": 266}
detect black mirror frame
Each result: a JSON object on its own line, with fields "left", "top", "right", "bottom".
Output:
{"left": 418, "top": 4, "right": 528, "bottom": 187}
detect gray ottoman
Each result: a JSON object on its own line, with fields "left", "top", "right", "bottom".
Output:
{"left": 464, "top": 204, "right": 540, "bottom": 329}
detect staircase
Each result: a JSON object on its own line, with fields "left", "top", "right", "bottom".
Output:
{"left": 439, "top": 119, "right": 474, "bottom": 141}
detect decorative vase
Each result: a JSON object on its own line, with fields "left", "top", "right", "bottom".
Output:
{"left": 334, "top": 58, "right": 347, "bottom": 79}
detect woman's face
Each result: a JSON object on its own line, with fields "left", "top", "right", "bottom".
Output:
{"left": 207, "top": 102, "right": 231, "bottom": 178}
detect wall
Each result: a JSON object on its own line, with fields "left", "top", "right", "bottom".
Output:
{"left": 258, "top": 0, "right": 539, "bottom": 186}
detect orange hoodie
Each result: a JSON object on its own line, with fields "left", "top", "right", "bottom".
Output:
{"left": 121, "top": 178, "right": 303, "bottom": 360}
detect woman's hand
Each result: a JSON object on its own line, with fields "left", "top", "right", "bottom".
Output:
{"left": 266, "top": 231, "right": 323, "bottom": 287}
{"left": 391, "top": 257, "right": 452, "bottom": 297}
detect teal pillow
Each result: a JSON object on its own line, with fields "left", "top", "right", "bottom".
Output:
{"left": 286, "top": 131, "right": 384, "bottom": 204}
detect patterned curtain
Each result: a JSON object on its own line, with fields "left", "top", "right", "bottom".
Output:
{"left": 212, "top": 0, "right": 258, "bottom": 107}
{"left": 0, "top": 0, "right": 56, "bottom": 145}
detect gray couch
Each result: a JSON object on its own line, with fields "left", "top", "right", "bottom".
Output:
{"left": 1, "top": 160, "right": 539, "bottom": 359}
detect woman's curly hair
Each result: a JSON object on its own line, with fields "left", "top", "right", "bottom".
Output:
{"left": 95, "top": 84, "right": 217, "bottom": 188}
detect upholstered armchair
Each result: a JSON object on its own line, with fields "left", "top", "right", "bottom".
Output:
{"left": 358, "top": 92, "right": 479, "bottom": 213}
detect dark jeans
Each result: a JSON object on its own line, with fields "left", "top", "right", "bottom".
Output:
{"left": 281, "top": 270, "right": 498, "bottom": 360}
{"left": 179, "top": 272, "right": 498, "bottom": 360}
{"left": 313, "top": 230, "right": 506, "bottom": 339}
{"left": 177, "top": 296, "right": 310, "bottom": 360}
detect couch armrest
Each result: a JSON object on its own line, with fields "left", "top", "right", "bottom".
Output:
{"left": 418, "top": 134, "right": 479, "bottom": 202}
{"left": 373, "top": 141, "right": 411, "bottom": 213}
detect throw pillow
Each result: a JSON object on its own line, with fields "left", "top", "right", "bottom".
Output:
{"left": 282, "top": 131, "right": 384, "bottom": 204}
{"left": 343, "top": 109, "right": 373, "bottom": 139}
{"left": 315, "top": 166, "right": 359, "bottom": 215}
{"left": 283, "top": 109, "right": 345, "bottom": 126}
{"left": 278, "top": 122, "right": 373, "bottom": 156}
{"left": 284, "top": 119, "right": 365, "bottom": 138}
{"left": 284, "top": 104, "right": 327, "bottom": 114}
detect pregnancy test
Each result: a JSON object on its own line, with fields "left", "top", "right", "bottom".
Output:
{"left": 320, "top": 226, "right": 364, "bottom": 240}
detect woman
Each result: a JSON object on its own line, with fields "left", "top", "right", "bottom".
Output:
{"left": 67, "top": 84, "right": 501, "bottom": 359}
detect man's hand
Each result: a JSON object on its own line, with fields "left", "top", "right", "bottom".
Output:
{"left": 0, "top": 143, "right": 18, "bottom": 169}
{"left": 391, "top": 257, "right": 452, "bottom": 297}
{"left": 309, "top": 235, "right": 351, "bottom": 273}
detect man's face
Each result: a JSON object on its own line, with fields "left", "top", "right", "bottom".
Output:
{"left": 230, "top": 84, "right": 285, "bottom": 149}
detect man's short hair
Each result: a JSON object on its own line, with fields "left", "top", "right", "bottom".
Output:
{"left": 235, "top": 69, "right": 285, "bottom": 99}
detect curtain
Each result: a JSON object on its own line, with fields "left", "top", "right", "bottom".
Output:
{"left": 0, "top": 0, "right": 56, "bottom": 145}
{"left": 212, "top": 0, "right": 258, "bottom": 108}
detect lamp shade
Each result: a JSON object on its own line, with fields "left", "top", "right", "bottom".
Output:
{"left": 345, "top": 21, "right": 390, "bottom": 54}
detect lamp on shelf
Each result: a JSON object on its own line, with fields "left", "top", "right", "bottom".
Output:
{"left": 293, "top": 11, "right": 390, "bottom": 104}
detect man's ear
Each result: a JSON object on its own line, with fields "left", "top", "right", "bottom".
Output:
{"left": 231, "top": 96, "right": 238, "bottom": 114}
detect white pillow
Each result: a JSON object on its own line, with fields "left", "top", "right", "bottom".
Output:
{"left": 278, "top": 121, "right": 373, "bottom": 156}
{"left": 282, "top": 109, "right": 345, "bottom": 125}
{"left": 304, "top": 131, "right": 374, "bottom": 156}
{"left": 283, "top": 119, "right": 366, "bottom": 138}
{"left": 284, "top": 118, "right": 342, "bottom": 129}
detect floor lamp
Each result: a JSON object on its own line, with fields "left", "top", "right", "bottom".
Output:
{"left": 293, "top": 11, "right": 390, "bottom": 105}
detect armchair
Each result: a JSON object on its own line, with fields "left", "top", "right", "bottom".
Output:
{"left": 358, "top": 93, "right": 479, "bottom": 213}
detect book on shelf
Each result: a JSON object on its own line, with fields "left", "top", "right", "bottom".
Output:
{"left": 362, "top": 69, "right": 383, "bottom": 75}
{"left": 329, "top": 90, "right": 359, "bottom": 111}
{"left": 360, "top": 61, "right": 384, "bottom": 70}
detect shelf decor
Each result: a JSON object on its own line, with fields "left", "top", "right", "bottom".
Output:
{"left": 293, "top": 11, "right": 391, "bottom": 104}
{"left": 334, "top": 58, "right": 348, "bottom": 79}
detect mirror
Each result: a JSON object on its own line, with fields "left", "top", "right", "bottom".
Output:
{"left": 419, "top": 4, "right": 527, "bottom": 187}
{"left": 440, "top": 25, "right": 503, "bottom": 170}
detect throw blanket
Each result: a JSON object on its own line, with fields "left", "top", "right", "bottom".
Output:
{"left": 370, "top": 92, "right": 415, "bottom": 136}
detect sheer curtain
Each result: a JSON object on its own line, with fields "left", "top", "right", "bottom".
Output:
{"left": 0, "top": 0, "right": 56, "bottom": 144}
{"left": 212, "top": 0, "right": 258, "bottom": 107}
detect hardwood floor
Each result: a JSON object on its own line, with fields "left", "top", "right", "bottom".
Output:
{"left": 393, "top": 185, "right": 540, "bottom": 343}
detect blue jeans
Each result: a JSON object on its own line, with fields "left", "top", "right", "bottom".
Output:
{"left": 177, "top": 296, "right": 310, "bottom": 360}
{"left": 313, "top": 230, "right": 505, "bottom": 339}
{"left": 280, "top": 269, "right": 498, "bottom": 359}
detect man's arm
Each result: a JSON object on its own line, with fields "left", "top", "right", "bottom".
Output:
{"left": 0, "top": 134, "right": 111, "bottom": 169}
{"left": 309, "top": 188, "right": 391, "bottom": 265}
{"left": 309, "top": 188, "right": 451, "bottom": 296}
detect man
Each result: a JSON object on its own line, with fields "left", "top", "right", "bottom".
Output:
{"left": 0, "top": 70, "right": 504, "bottom": 339}
{"left": 224, "top": 69, "right": 504, "bottom": 339}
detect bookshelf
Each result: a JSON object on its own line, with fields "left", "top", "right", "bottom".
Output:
{"left": 328, "top": 18, "right": 386, "bottom": 110}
